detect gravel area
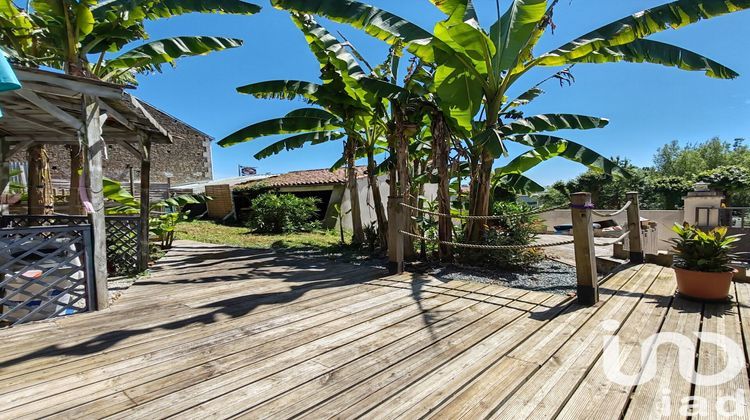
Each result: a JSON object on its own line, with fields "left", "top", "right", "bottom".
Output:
{"left": 426, "top": 259, "right": 580, "bottom": 295}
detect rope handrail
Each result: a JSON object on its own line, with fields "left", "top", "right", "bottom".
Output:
{"left": 593, "top": 230, "right": 631, "bottom": 247}
{"left": 399, "top": 202, "right": 569, "bottom": 220}
{"left": 591, "top": 201, "right": 631, "bottom": 218}
{"left": 399, "top": 230, "right": 575, "bottom": 250}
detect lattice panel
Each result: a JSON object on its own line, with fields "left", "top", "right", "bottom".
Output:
{"left": 0, "top": 225, "right": 95, "bottom": 327}
{"left": 1, "top": 215, "right": 142, "bottom": 276}
{"left": 105, "top": 216, "right": 141, "bottom": 276}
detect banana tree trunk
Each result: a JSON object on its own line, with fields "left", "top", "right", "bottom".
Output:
{"left": 346, "top": 138, "right": 364, "bottom": 245}
{"left": 396, "top": 124, "right": 415, "bottom": 259}
{"left": 68, "top": 144, "right": 86, "bottom": 215}
{"left": 466, "top": 150, "right": 493, "bottom": 242}
{"left": 431, "top": 113, "right": 453, "bottom": 261}
{"left": 366, "top": 149, "right": 388, "bottom": 251}
{"left": 466, "top": 100, "right": 503, "bottom": 243}
{"left": 27, "top": 144, "right": 53, "bottom": 215}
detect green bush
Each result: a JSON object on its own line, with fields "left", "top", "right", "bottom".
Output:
{"left": 246, "top": 193, "right": 321, "bottom": 233}
{"left": 455, "top": 201, "right": 544, "bottom": 269}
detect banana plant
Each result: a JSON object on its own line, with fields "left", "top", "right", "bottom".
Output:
{"left": 0, "top": 0, "right": 260, "bottom": 83}
{"left": 270, "top": 0, "right": 749, "bottom": 242}
{"left": 218, "top": 15, "right": 388, "bottom": 245}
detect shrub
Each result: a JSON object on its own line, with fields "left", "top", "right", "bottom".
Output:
{"left": 668, "top": 223, "right": 741, "bottom": 272}
{"left": 246, "top": 193, "right": 321, "bottom": 233}
{"left": 455, "top": 201, "right": 544, "bottom": 269}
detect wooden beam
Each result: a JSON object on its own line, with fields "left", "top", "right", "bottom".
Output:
{"left": 2, "top": 109, "right": 69, "bottom": 135}
{"left": 571, "top": 192, "right": 598, "bottom": 306}
{"left": 121, "top": 141, "right": 142, "bottom": 159}
{"left": 14, "top": 67, "right": 124, "bottom": 100}
{"left": 128, "top": 95, "right": 172, "bottom": 142}
{"left": 14, "top": 89, "right": 84, "bottom": 131}
{"left": 97, "top": 99, "right": 135, "bottom": 131}
{"left": 6, "top": 140, "right": 34, "bottom": 159}
{"left": 138, "top": 132, "right": 152, "bottom": 272}
{"left": 82, "top": 95, "right": 109, "bottom": 310}
{"left": 626, "top": 192, "right": 644, "bottom": 264}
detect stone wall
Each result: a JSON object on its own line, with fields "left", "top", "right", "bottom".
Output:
{"left": 45, "top": 103, "right": 212, "bottom": 186}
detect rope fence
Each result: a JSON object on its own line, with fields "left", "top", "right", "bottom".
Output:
{"left": 399, "top": 230, "right": 575, "bottom": 250}
{"left": 399, "top": 202, "right": 569, "bottom": 220}
{"left": 591, "top": 201, "right": 631, "bottom": 218}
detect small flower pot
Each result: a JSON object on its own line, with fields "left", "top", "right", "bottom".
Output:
{"left": 673, "top": 267, "right": 735, "bottom": 301}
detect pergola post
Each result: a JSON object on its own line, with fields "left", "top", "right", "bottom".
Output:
{"left": 138, "top": 133, "right": 151, "bottom": 272}
{"left": 571, "top": 192, "right": 598, "bottom": 306}
{"left": 82, "top": 95, "right": 109, "bottom": 310}
{"left": 0, "top": 137, "right": 9, "bottom": 201}
{"left": 626, "top": 192, "right": 644, "bottom": 264}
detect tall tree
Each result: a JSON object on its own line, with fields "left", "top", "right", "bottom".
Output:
{"left": 271, "top": 0, "right": 749, "bottom": 242}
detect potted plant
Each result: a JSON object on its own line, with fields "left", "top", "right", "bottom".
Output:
{"left": 668, "top": 223, "right": 742, "bottom": 300}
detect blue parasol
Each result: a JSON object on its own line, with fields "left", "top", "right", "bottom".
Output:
{"left": 0, "top": 53, "right": 21, "bottom": 117}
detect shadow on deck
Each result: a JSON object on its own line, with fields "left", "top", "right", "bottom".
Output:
{"left": 0, "top": 240, "right": 748, "bottom": 418}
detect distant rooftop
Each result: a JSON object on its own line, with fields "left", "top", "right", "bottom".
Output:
{"left": 175, "top": 174, "right": 275, "bottom": 193}
{"left": 235, "top": 166, "right": 367, "bottom": 189}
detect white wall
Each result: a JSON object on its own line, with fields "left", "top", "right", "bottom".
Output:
{"left": 538, "top": 209, "right": 684, "bottom": 250}
{"left": 338, "top": 177, "right": 438, "bottom": 231}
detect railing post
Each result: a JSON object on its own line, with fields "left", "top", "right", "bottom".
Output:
{"left": 626, "top": 191, "right": 644, "bottom": 264}
{"left": 571, "top": 192, "right": 598, "bottom": 306}
{"left": 387, "top": 195, "right": 404, "bottom": 275}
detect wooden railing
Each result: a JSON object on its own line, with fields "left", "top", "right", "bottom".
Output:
{"left": 571, "top": 192, "right": 643, "bottom": 305}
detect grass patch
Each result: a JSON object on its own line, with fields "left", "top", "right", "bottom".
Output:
{"left": 176, "top": 220, "right": 348, "bottom": 251}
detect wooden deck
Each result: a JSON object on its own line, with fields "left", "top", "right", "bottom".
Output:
{"left": 1, "top": 241, "right": 749, "bottom": 419}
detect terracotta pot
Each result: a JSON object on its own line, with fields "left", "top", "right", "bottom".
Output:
{"left": 673, "top": 267, "right": 734, "bottom": 301}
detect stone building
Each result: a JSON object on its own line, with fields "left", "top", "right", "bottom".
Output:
{"left": 45, "top": 101, "right": 212, "bottom": 187}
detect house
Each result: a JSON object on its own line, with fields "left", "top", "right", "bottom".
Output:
{"left": 232, "top": 166, "right": 438, "bottom": 231}
{"left": 233, "top": 167, "right": 377, "bottom": 230}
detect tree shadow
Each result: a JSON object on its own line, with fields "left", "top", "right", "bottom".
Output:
{"left": 0, "top": 243, "right": 388, "bottom": 368}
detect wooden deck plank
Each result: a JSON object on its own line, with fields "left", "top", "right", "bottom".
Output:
{"left": 1, "top": 240, "right": 737, "bottom": 420}
{"left": 187, "top": 285, "right": 531, "bottom": 418}
{"left": 487, "top": 265, "right": 664, "bottom": 420}
{"left": 426, "top": 264, "right": 656, "bottom": 420}
{"left": 0, "top": 283, "right": 422, "bottom": 415}
{"left": 95, "top": 283, "right": 495, "bottom": 419}
{"left": 555, "top": 267, "right": 676, "bottom": 419}
{"left": 692, "top": 290, "right": 750, "bottom": 419}
{"left": 0, "top": 269, "right": 389, "bottom": 383}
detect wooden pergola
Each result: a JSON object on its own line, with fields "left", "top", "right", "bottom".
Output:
{"left": 0, "top": 66, "right": 173, "bottom": 309}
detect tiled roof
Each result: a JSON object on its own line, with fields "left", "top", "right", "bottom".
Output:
{"left": 236, "top": 166, "right": 367, "bottom": 189}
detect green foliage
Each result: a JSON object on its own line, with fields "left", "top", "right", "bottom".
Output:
{"left": 698, "top": 165, "right": 750, "bottom": 195}
{"left": 151, "top": 211, "right": 188, "bottom": 248}
{"left": 648, "top": 176, "right": 694, "bottom": 209}
{"left": 101, "top": 177, "right": 211, "bottom": 248}
{"left": 246, "top": 193, "right": 321, "bottom": 234}
{"left": 1, "top": 0, "right": 259, "bottom": 84}
{"left": 669, "top": 223, "right": 742, "bottom": 273}
{"left": 455, "top": 202, "right": 544, "bottom": 270}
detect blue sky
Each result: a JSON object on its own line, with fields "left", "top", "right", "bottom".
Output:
{"left": 133, "top": 1, "right": 750, "bottom": 185}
